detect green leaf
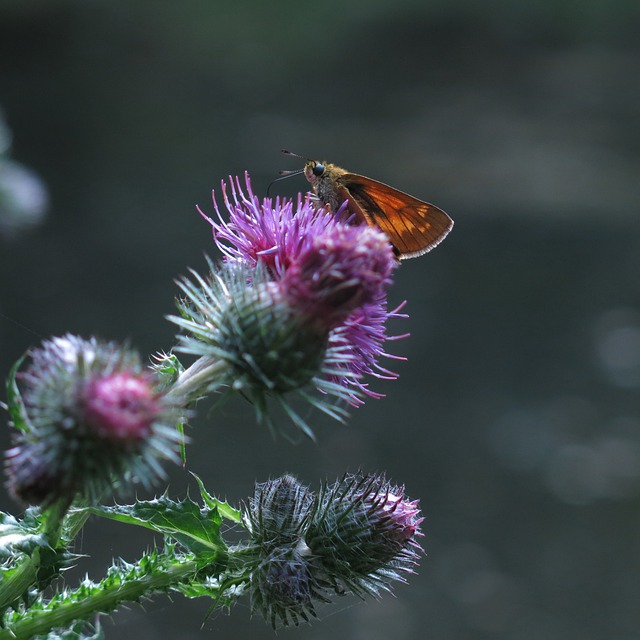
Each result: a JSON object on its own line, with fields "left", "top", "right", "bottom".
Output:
{"left": 87, "top": 496, "right": 225, "bottom": 561}
{"left": 0, "top": 510, "right": 47, "bottom": 559}
{"left": 175, "top": 573, "right": 244, "bottom": 612}
{"left": 0, "top": 509, "right": 74, "bottom": 610}
{"left": 61, "top": 508, "right": 91, "bottom": 544}
{"left": 0, "top": 551, "right": 38, "bottom": 614}
{"left": 150, "top": 351, "right": 184, "bottom": 389}
{"left": 5, "top": 355, "right": 32, "bottom": 434}
{"left": 191, "top": 473, "right": 243, "bottom": 524}
{"left": 177, "top": 420, "right": 187, "bottom": 466}
{"left": 175, "top": 580, "right": 223, "bottom": 599}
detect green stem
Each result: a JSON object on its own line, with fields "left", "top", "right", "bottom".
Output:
{"left": 166, "top": 355, "right": 229, "bottom": 404}
{"left": 0, "top": 553, "right": 38, "bottom": 613}
{"left": 0, "top": 557, "right": 199, "bottom": 640}
{"left": 43, "top": 498, "right": 72, "bottom": 545}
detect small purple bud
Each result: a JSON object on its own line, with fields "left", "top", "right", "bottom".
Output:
{"left": 375, "top": 491, "right": 423, "bottom": 548}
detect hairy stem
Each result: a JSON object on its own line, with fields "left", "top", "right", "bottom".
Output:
{"left": 0, "top": 557, "right": 199, "bottom": 640}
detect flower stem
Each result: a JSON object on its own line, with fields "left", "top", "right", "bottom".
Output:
{"left": 43, "top": 497, "right": 72, "bottom": 545}
{"left": 0, "top": 557, "right": 199, "bottom": 640}
{"left": 165, "top": 355, "right": 229, "bottom": 405}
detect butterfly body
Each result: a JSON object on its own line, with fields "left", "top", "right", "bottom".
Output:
{"left": 303, "top": 160, "right": 453, "bottom": 260}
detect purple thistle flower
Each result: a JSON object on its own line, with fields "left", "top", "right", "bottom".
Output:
{"left": 198, "top": 172, "right": 338, "bottom": 276}
{"left": 326, "top": 296, "right": 409, "bottom": 403}
{"left": 83, "top": 372, "right": 159, "bottom": 443}
{"left": 279, "top": 223, "right": 395, "bottom": 329}
{"left": 190, "top": 173, "right": 407, "bottom": 422}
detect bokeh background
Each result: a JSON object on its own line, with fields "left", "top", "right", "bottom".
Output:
{"left": 1, "top": 1, "right": 639, "bottom": 639}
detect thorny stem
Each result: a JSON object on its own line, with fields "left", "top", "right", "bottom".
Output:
{"left": 0, "top": 557, "right": 200, "bottom": 640}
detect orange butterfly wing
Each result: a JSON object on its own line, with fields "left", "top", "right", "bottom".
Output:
{"left": 337, "top": 173, "right": 454, "bottom": 259}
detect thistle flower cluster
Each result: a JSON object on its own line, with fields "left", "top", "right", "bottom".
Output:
{"left": 5, "top": 335, "right": 181, "bottom": 506}
{"left": 168, "top": 173, "right": 405, "bottom": 435}
{"left": 245, "top": 473, "right": 423, "bottom": 628}
{"left": 0, "top": 168, "right": 436, "bottom": 638}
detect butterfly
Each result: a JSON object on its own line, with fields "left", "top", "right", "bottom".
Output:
{"left": 279, "top": 151, "right": 453, "bottom": 260}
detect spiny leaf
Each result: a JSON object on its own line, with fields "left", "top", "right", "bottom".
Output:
{"left": 191, "top": 473, "right": 243, "bottom": 524}
{"left": 0, "top": 511, "right": 47, "bottom": 559}
{"left": 86, "top": 496, "right": 225, "bottom": 561}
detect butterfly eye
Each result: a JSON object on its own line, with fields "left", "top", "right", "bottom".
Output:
{"left": 312, "top": 163, "right": 325, "bottom": 177}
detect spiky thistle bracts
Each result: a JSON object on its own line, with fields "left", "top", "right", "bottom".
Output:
{"left": 244, "top": 473, "right": 423, "bottom": 628}
{"left": 4, "top": 335, "right": 183, "bottom": 506}
{"left": 169, "top": 173, "right": 407, "bottom": 436}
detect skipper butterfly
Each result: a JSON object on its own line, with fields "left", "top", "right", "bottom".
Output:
{"left": 280, "top": 151, "right": 453, "bottom": 259}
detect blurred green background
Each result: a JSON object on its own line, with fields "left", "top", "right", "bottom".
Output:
{"left": 1, "top": 1, "right": 639, "bottom": 638}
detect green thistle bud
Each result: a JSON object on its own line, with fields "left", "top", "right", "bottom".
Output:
{"left": 246, "top": 475, "right": 314, "bottom": 545}
{"left": 168, "top": 261, "right": 356, "bottom": 437}
{"left": 171, "top": 262, "right": 327, "bottom": 395}
{"left": 250, "top": 543, "right": 318, "bottom": 628}
{"left": 246, "top": 476, "right": 321, "bottom": 627}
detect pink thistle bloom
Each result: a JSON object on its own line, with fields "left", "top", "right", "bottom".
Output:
{"left": 5, "top": 335, "right": 182, "bottom": 506}
{"left": 280, "top": 223, "right": 395, "bottom": 329}
{"left": 198, "top": 172, "right": 337, "bottom": 276}
{"left": 195, "top": 174, "right": 407, "bottom": 412}
{"left": 82, "top": 372, "right": 161, "bottom": 444}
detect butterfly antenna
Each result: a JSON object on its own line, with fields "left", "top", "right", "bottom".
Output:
{"left": 280, "top": 149, "right": 313, "bottom": 161}
{"left": 266, "top": 168, "right": 305, "bottom": 197}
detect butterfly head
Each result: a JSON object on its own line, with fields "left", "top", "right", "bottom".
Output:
{"left": 303, "top": 161, "right": 326, "bottom": 187}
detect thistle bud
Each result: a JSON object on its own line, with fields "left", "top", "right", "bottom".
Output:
{"left": 169, "top": 263, "right": 329, "bottom": 419}
{"left": 306, "top": 473, "right": 423, "bottom": 594}
{"left": 244, "top": 473, "right": 423, "bottom": 628}
{"left": 82, "top": 372, "right": 159, "bottom": 442}
{"left": 246, "top": 475, "right": 314, "bottom": 544}
{"left": 4, "top": 335, "right": 181, "bottom": 506}
{"left": 250, "top": 543, "right": 318, "bottom": 628}
{"left": 246, "top": 476, "right": 320, "bottom": 627}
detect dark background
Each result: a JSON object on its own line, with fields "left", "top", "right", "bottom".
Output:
{"left": 1, "top": 1, "right": 639, "bottom": 639}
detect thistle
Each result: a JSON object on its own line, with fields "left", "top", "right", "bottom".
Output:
{"left": 0, "top": 164, "right": 443, "bottom": 638}
{"left": 245, "top": 472, "right": 424, "bottom": 628}
{"left": 167, "top": 174, "right": 406, "bottom": 437}
{"left": 4, "top": 334, "right": 182, "bottom": 507}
